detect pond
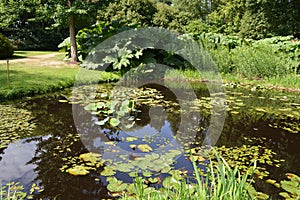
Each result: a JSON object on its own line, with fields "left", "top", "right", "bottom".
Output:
{"left": 0, "top": 83, "right": 299, "bottom": 199}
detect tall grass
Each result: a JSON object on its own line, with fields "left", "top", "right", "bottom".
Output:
{"left": 0, "top": 182, "right": 26, "bottom": 200}
{"left": 121, "top": 151, "right": 258, "bottom": 200}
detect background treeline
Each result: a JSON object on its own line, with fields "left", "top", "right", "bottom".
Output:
{"left": 0, "top": 0, "right": 299, "bottom": 50}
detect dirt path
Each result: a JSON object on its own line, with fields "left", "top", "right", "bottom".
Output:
{"left": 0, "top": 53, "right": 78, "bottom": 68}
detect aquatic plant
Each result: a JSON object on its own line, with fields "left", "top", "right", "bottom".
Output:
{"left": 0, "top": 105, "right": 36, "bottom": 149}
{"left": 0, "top": 182, "right": 26, "bottom": 200}
{"left": 117, "top": 150, "right": 268, "bottom": 200}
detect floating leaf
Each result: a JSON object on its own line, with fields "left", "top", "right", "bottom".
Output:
{"left": 126, "top": 137, "right": 138, "bottom": 142}
{"left": 137, "top": 144, "right": 153, "bottom": 152}
{"left": 67, "top": 165, "right": 90, "bottom": 176}
{"left": 84, "top": 103, "right": 97, "bottom": 111}
{"left": 110, "top": 118, "right": 120, "bottom": 127}
{"left": 107, "top": 180, "right": 127, "bottom": 192}
{"left": 148, "top": 177, "right": 158, "bottom": 184}
{"left": 143, "top": 171, "right": 152, "bottom": 177}
{"left": 101, "top": 167, "right": 116, "bottom": 176}
{"left": 95, "top": 117, "right": 109, "bottom": 126}
{"left": 79, "top": 153, "right": 103, "bottom": 166}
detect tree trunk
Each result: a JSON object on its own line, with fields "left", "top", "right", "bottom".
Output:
{"left": 68, "top": 14, "right": 79, "bottom": 62}
{"left": 68, "top": 0, "right": 79, "bottom": 62}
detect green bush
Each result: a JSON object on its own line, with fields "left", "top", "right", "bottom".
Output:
{"left": 0, "top": 33, "right": 14, "bottom": 58}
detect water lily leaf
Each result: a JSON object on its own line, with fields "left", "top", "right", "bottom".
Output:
{"left": 126, "top": 137, "right": 138, "bottom": 142}
{"left": 58, "top": 100, "right": 68, "bottom": 103}
{"left": 137, "top": 144, "right": 153, "bottom": 152}
{"left": 143, "top": 171, "right": 152, "bottom": 177}
{"left": 101, "top": 167, "right": 116, "bottom": 176}
{"left": 117, "top": 163, "right": 133, "bottom": 173}
{"left": 124, "top": 121, "right": 135, "bottom": 129}
{"left": 281, "top": 180, "right": 300, "bottom": 196}
{"left": 148, "top": 177, "right": 158, "bottom": 184}
{"left": 279, "top": 192, "right": 291, "bottom": 199}
{"left": 79, "top": 153, "right": 103, "bottom": 166}
{"left": 286, "top": 173, "right": 300, "bottom": 182}
{"left": 67, "top": 165, "right": 90, "bottom": 176}
{"left": 110, "top": 118, "right": 120, "bottom": 127}
{"left": 95, "top": 117, "right": 109, "bottom": 126}
{"left": 266, "top": 179, "right": 277, "bottom": 185}
{"left": 84, "top": 103, "right": 97, "bottom": 111}
{"left": 107, "top": 181, "right": 127, "bottom": 192}
{"left": 96, "top": 102, "right": 106, "bottom": 109}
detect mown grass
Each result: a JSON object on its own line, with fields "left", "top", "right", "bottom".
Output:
{"left": 15, "top": 50, "right": 59, "bottom": 57}
{"left": 0, "top": 52, "right": 120, "bottom": 101}
{"left": 0, "top": 63, "right": 78, "bottom": 100}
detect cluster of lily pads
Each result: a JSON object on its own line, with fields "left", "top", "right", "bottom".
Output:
{"left": 266, "top": 173, "right": 300, "bottom": 199}
{"left": 0, "top": 104, "right": 36, "bottom": 149}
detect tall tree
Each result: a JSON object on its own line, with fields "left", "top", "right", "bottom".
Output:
{"left": 41, "top": 0, "right": 103, "bottom": 62}
{"left": 0, "top": 0, "right": 65, "bottom": 50}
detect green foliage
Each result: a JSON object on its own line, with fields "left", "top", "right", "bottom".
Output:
{"left": 0, "top": 34, "right": 13, "bottom": 58}
{"left": 196, "top": 33, "right": 299, "bottom": 78}
{"left": 40, "top": 0, "right": 100, "bottom": 29}
{"left": 0, "top": 0, "right": 66, "bottom": 50}
{"left": 207, "top": 0, "right": 300, "bottom": 39}
{"left": 152, "top": 2, "right": 188, "bottom": 32}
{"left": 98, "top": 0, "right": 157, "bottom": 27}
{"left": 77, "top": 21, "right": 135, "bottom": 60}
{"left": 254, "top": 36, "right": 300, "bottom": 74}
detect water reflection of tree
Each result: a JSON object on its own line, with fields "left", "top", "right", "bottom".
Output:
{"left": 25, "top": 96, "right": 109, "bottom": 199}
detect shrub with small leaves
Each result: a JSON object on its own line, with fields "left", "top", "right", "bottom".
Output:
{"left": 0, "top": 33, "right": 13, "bottom": 58}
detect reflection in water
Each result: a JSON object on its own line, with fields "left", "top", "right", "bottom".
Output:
{"left": 0, "top": 140, "right": 37, "bottom": 188}
{"left": 0, "top": 85, "right": 299, "bottom": 199}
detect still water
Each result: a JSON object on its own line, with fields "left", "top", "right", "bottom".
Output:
{"left": 0, "top": 84, "right": 299, "bottom": 199}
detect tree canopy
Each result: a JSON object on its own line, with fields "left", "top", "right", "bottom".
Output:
{"left": 0, "top": 0, "right": 299, "bottom": 59}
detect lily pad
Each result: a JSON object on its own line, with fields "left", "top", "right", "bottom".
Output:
{"left": 137, "top": 144, "right": 153, "bottom": 152}
{"left": 66, "top": 165, "right": 90, "bottom": 176}
{"left": 110, "top": 118, "right": 120, "bottom": 127}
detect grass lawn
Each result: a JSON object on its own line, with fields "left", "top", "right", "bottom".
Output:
{"left": 0, "top": 51, "right": 120, "bottom": 101}
{"left": 0, "top": 61, "right": 78, "bottom": 100}
{"left": 0, "top": 51, "right": 77, "bottom": 100}
{"left": 13, "top": 50, "right": 58, "bottom": 56}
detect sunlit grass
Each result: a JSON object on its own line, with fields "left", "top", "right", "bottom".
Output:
{"left": 13, "top": 51, "right": 58, "bottom": 57}
{"left": 165, "top": 69, "right": 300, "bottom": 91}
{"left": 0, "top": 51, "right": 120, "bottom": 100}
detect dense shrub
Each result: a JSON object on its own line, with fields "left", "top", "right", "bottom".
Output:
{"left": 254, "top": 36, "right": 300, "bottom": 74}
{"left": 197, "top": 33, "right": 299, "bottom": 78}
{"left": 0, "top": 33, "right": 14, "bottom": 58}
